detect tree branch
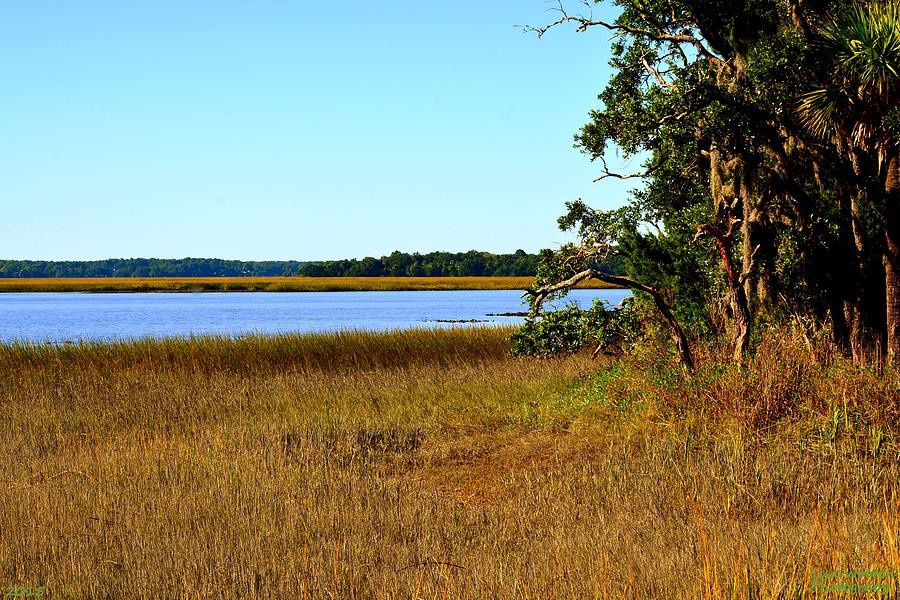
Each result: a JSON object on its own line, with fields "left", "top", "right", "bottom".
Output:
{"left": 593, "top": 155, "right": 656, "bottom": 183}
{"left": 692, "top": 222, "right": 752, "bottom": 360}
{"left": 641, "top": 55, "right": 676, "bottom": 88}
{"left": 524, "top": 268, "right": 695, "bottom": 371}
{"left": 524, "top": 0, "right": 721, "bottom": 63}
{"left": 786, "top": 0, "right": 811, "bottom": 36}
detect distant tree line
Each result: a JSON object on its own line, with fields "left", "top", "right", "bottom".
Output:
{"left": 297, "top": 250, "right": 625, "bottom": 278}
{"left": 0, "top": 258, "right": 305, "bottom": 278}
{"left": 0, "top": 252, "right": 626, "bottom": 279}
{"left": 298, "top": 250, "right": 535, "bottom": 277}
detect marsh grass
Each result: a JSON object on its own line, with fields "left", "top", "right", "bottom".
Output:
{"left": 0, "top": 327, "right": 512, "bottom": 375}
{"left": 0, "top": 276, "right": 614, "bottom": 293}
{"left": 1, "top": 327, "right": 898, "bottom": 598}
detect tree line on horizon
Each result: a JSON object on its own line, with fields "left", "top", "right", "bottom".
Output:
{"left": 0, "top": 258, "right": 306, "bottom": 278}
{"left": 298, "top": 250, "right": 564, "bottom": 278}
{"left": 0, "top": 252, "right": 626, "bottom": 279}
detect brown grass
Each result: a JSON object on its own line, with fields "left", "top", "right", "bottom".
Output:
{"left": 0, "top": 276, "right": 614, "bottom": 293}
{"left": 1, "top": 327, "right": 898, "bottom": 598}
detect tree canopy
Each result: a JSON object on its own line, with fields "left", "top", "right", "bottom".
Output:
{"left": 522, "top": 0, "right": 900, "bottom": 367}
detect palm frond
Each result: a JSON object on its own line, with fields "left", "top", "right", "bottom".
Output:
{"left": 823, "top": 1, "right": 900, "bottom": 94}
{"left": 797, "top": 87, "right": 852, "bottom": 139}
{"left": 797, "top": 1, "right": 900, "bottom": 145}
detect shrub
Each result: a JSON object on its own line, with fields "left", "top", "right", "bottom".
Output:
{"left": 509, "top": 298, "right": 639, "bottom": 357}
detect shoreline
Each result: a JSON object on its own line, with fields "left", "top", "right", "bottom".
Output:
{"left": 0, "top": 276, "right": 617, "bottom": 293}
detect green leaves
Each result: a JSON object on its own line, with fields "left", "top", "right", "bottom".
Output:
{"left": 797, "top": 87, "right": 851, "bottom": 138}
{"left": 557, "top": 200, "right": 639, "bottom": 247}
{"left": 798, "top": 1, "right": 900, "bottom": 150}
{"left": 828, "top": 2, "right": 900, "bottom": 90}
{"left": 526, "top": 0, "right": 900, "bottom": 359}
{"left": 509, "top": 299, "right": 639, "bottom": 357}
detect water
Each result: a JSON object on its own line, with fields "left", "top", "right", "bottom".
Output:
{"left": 0, "top": 289, "right": 631, "bottom": 343}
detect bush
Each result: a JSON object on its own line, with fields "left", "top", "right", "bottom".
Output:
{"left": 509, "top": 298, "right": 639, "bottom": 357}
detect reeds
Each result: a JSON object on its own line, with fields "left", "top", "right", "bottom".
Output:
{"left": 1, "top": 327, "right": 897, "bottom": 598}
{"left": 0, "top": 327, "right": 513, "bottom": 375}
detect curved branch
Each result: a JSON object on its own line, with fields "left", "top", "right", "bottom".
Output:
{"left": 524, "top": 269, "right": 695, "bottom": 372}
{"left": 641, "top": 56, "right": 676, "bottom": 88}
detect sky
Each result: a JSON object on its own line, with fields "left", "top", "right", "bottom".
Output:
{"left": 1, "top": 1, "right": 640, "bottom": 261}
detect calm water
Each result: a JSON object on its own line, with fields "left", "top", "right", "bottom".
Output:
{"left": 0, "top": 289, "right": 631, "bottom": 343}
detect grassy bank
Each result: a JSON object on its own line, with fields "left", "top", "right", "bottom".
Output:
{"left": 0, "top": 276, "right": 615, "bottom": 293}
{"left": 1, "top": 328, "right": 898, "bottom": 598}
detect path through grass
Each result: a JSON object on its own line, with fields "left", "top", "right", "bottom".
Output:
{"left": 1, "top": 328, "right": 897, "bottom": 597}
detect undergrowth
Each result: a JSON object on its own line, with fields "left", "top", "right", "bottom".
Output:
{"left": 1, "top": 327, "right": 898, "bottom": 598}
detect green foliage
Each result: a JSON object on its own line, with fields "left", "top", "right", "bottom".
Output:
{"left": 299, "top": 250, "right": 568, "bottom": 278}
{"left": 798, "top": 0, "right": 900, "bottom": 152}
{"left": 0, "top": 251, "right": 617, "bottom": 279}
{"left": 531, "top": 191, "right": 715, "bottom": 341}
{"left": 521, "top": 0, "right": 900, "bottom": 360}
{"left": 509, "top": 298, "right": 639, "bottom": 357}
{"left": 0, "top": 258, "right": 306, "bottom": 278}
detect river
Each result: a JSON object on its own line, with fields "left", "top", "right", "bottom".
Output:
{"left": 0, "top": 289, "right": 631, "bottom": 343}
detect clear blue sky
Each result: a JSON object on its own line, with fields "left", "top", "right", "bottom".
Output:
{"left": 1, "top": 1, "right": 639, "bottom": 261}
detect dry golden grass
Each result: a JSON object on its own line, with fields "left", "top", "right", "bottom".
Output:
{"left": 1, "top": 327, "right": 898, "bottom": 598}
{"left": 0, "top": 276, "right": 614, "bottom": 293}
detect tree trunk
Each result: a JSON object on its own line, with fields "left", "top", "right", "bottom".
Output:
{"left": 884, "top": 152, "right": 900, "bottom": 360}
{"left": 738, "top": 165, "right": 773, "bottom": 316}
{"left": 847, "top": 149, "right": 887, "bottom": 358}
{"left": 833, "top": 190, "right": 858, "bottom": 356}
{"left": 695, "top": 224, "right": 751, "bottom": 361}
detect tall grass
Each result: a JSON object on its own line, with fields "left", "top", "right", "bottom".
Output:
{"left": 590, "top": 327, "right": 900, "bottom": 435}
{"left": 0, "top": 276, "right": 615, "bottom": 293}
{"left": 1, "top": 327, "right": 897, "bottom": 598}
{"left": 0, "top": 327, "right": 512, "bottom": 375}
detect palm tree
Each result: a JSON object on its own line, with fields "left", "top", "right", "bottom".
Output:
{"left": 798, "top": 0, "right": 900, "bottom": 358}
